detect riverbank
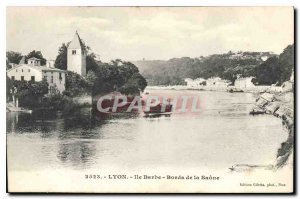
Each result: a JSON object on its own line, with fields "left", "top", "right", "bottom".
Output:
{"left": 6, "top": 93, "right": 92, "bottom": 115}
{"left": 146, "top": 85, "right": 282, "bottom": 93}
{"left": 251, "top": 91, "right": 294, "bottom": 169}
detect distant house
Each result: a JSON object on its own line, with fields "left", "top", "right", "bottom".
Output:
{"left": 206, "top": 77, "right": 230, "bottom": 87}
{"left": 234, "top": 76, "right": 255, "bottom": 89}
{"left": 185, "top": 78, "right": 206, "bottom": 88}
{"left": 185, "top": 77, "right": 229, "bottom": 90}
{"left": 7, "top": 57, "right": 66, "bottom": 93}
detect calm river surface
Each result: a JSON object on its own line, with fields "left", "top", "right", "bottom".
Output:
{"left": 7, "top": 90, "right": 288, "bottom": 172}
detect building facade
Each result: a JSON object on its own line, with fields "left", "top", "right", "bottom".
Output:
{"left": 67, "top": 31, "right": 87, "bottom": 76}
{"left": 7, "top": 57, "right": 66, "bottom": 93}
{"left": 234, "top": 76, "right": 255, "bottom": 89}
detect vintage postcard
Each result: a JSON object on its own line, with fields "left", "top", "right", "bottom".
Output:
{"left": 6, "top": 6, "right": 294, "bottom": 193}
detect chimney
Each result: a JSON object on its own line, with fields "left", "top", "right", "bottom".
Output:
{"left": 46, "top": 60, "right": 54, "bottom": 68}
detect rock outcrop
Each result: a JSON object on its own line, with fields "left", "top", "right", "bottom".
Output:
{"left": 252, "top": 91, "right": 294, "bottom": 169}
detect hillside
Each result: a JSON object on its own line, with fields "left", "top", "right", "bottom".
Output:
{"left": 132, "top": 46, "right": 293, "bottom": 86}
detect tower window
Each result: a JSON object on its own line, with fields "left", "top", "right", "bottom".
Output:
{"left": 21, "top": 76, "right": 24, "bottom": 81}
{"left": 72, "top": 50, "right": 76, "bottom": 55}
{"left": 51, "top": 76, "right": 53, "bottom": 83}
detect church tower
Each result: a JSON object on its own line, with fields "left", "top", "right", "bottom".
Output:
{"left": 67, "top": 31, "right": 86, "bottom": 76}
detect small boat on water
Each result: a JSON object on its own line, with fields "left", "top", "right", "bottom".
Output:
{"left": 249, "top": 108, "right": 265, "bottom": 115}
{"left": 227, "top": 88, "right": 244, "bottom": 93}
{"left": 143, "top": 102, "right": 173, "bottom": 114}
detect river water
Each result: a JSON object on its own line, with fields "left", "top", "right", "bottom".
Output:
{"left": 7, "top": 90, "right": 288, "bottom": 173}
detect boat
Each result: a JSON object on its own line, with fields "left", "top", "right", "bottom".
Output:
{"left": 227, "top": 88, "right": 244, "bottom": 93}
{"left": 249, "top": 108, "right": 265, "bottom": 115}
{"left": 143, "top": 102, "right": 173, "bottom": 114}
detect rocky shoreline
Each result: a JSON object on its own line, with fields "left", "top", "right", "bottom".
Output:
{"left": 251, "top": 91, "right": 294, "bottom": 169}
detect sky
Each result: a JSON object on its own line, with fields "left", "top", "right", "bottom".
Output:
{"left": 6, "top": 7, "right": 294, "bottom": 62}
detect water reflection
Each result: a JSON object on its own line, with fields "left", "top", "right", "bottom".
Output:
{"left": 57, "top": 140, "right": 97, "bottom": 169}
{"left": 7, "top": 90, "right": 288, "bottom": 171}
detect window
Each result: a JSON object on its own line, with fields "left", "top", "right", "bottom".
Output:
{"left": 31, "top": 76, "right": 35, "bottom": 82}
{"left": 59, "top": 72, "right": 62, "bottom": 80}
{"left": 51, "top": 76, "right": 53, "bottom": 83}
{"left": 44, "top": 76, "right": 47, "bottom": 80}
{"left": 50, "top": 86, "right": 54, "bottom": 94}
{"left": 16, "top": 69, "right": 17, "bottom": 72}
{"left": 11, "top": 76, "right": 15, "bottom": 80}
{"left": 28, "top": 69, "right": 30, "bottom": 72}
{"left": 21, "top": 76, "right": 24, "bottom": 81}
{"left": 22, "top": 69, "right": 23, "bottom": 72}
{"left": 72, "top": 50, "right": 76, "bottom": 55}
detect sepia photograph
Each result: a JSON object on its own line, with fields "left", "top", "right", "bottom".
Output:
{"left": 6, "top": 6, "right": 294, "bottom": 193}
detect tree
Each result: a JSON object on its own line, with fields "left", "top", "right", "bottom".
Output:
{"left": 119, "top": 73, "right": 147, "bottom": 95}
{"left": 253, "top": 56, "right": 281, "bottom": 85}
{"left": 54, "top": 43, "right": 68, "bottom": 70}
{"left": 26, "top": 50, "right": 47, "bottom": 65}
{"left": 7, "top": 78, "right": 49, "bottom": 108}
{"left": 54, "top": 42, "right": 99, "bottom": 72}
{"left": 63, "top": 71, "right": 90, "bottom": 97}
{"left": 278, "top": 44, "right": 294, "bottom": 84}
{"left": 54, "top": 40, "right": 147, "bottom": 96}
{"left": 253, "top": 44, "right": 294, "bottom": 85}
{"left": 6, "top": 51, "right": 23, "bottom": 69}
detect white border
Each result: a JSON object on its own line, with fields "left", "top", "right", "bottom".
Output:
{"left": 1, "top": 0, "right": 298, "bottom": 198}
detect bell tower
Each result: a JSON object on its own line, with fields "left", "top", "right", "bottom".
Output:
{"left": 67, "top": 31, "right": 86, "bottom": 76}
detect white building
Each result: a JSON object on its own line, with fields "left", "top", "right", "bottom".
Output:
{"left": 206, "top": 77, "right": 230, "bottom": 87}
{"left": 234, "top": 76, "right": 255, "bottom": 89}
{"left": 185, "top": 78, "right": 206, "bottom": 88}
{"left": 67, "top": 31, "right": 87, "bottom": 76}
{"left": 7, "top": 57, "right": 66, "bottom": 93}
{"left": 46, "top": 59, "right": 55, "bottom": 68}
{"left": 185, "top": 77, "right": 230, "bottom": 90}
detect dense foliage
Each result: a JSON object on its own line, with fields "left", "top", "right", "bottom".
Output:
{"left": 54, "top": 43, "right": 68, "bottom": 70}
{"left": 26, "top": 50, "right": 47, "bottom": 65}
{"left": 133, "top": 46, "right": 294, "bottom": 86}
{"left": 7, "top": 77, "right": 79, "bottom": 113}
{"left": 6, "top": 51, "right": 23, "bottom": 69}
{"left": 6, "top": 50, "right": 47, "bottom": 69}
{"left": 7, "top": 78, "right": 49, "bottom": 107}
{"left": 254, "top": 44, "right": 294, "bottom": 85}
{"left": 90, "top": 60, "right": 147, "bottom": 95}
{"left": 54, "top": 42, "right": 147, "bottom": 96}
{"left": 63, "top": 71, "right": 91, "bottom": 97}
{"left": 132, "top": 52, "right": 272, "bottom": 85}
